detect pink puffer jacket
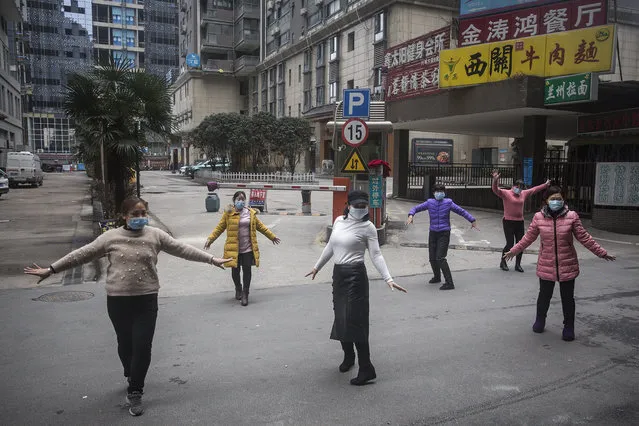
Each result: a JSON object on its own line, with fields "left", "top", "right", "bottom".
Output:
{"left": 510, "top": 206, "right": 607, "bottom": 282}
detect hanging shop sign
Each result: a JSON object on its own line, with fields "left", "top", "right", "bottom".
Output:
{"left": 577, "top": 108, "right": 639, "bottom": 135}
{"left": 460, "top": 0, "right": 608, "bottom": 46}
{"left": 544, "top": 72, "right": 598, "bottom": 105}
{"left": 383, "top": 26, "right": 450, "bottom": 102}
{"left": 439, "top": 24, "right": 615, "bottom": 88}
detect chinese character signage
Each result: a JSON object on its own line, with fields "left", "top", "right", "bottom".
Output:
{"left": 578, "top": 108, "right": 639, "bottom": 134}
{"left": 462, "top": 0, "right": 569, "bottom": 17}
{"left": 460, "top": 0, "right": 608, "bottom": 46}
{"left": 440, "top": 24, "right": 615, "bottom": 88}
{"left": 369, "top": 175, "right": 384, "bottom": 208}
{"left": 544, "top": 72, "right": 597, "bottom": 105}
{"left": 595, "top": 162, "right": 639, "bottom": 207}
{"left": 384, "top": 26, "right": 450, "bottom": 102}
{"left": 411, "top": 138, "right": 454, "bottom": 164}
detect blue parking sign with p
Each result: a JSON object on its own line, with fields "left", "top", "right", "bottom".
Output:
{"left": 343, "top": 89, "right": 370, "bottom": 119}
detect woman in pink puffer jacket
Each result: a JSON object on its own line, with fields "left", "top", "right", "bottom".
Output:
{"left": 504, "top": 186, "right": 615, "bottom": 342}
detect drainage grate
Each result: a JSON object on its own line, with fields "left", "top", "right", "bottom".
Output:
{"left": 33, "top": 291, "right": 95, "bottom": 303}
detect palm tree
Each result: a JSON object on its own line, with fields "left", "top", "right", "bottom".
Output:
{"left": 64, "top": 59, "right": 173, "bottom": 215}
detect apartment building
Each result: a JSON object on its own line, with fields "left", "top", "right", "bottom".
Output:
{"left": 0, "top": 0, "right": 24, "bottom": 168}
{"left": 171, "top": 0, "right": 260, "bottom": 165}
{"left": 254, "top": 0, "right": 460, "bottom": 171}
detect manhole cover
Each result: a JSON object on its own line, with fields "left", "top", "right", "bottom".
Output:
{"left": 33, "top": 291, "right": 95, "bottom": 303}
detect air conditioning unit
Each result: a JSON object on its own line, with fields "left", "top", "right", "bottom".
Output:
{"left": 270, "top": 26, "right": 280, "bottom": 36}
{"left": 267, "top": 0, "right": 274, "bottom": 10}
{"left": 300, "top": 7, "right": 307, "bottom": 16}
{"left": 315, "top": 0, "right": 324, "bottom": 6}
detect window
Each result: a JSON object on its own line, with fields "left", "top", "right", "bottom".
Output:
{"left": 65, "top": 51, "right": 73, "bottom": 58}
{"left": 298, "top": 103, "right": 301, "bottom": 116}
{"left": 289, "top": 69, "right": 292, "bottom": 86}
{"left": 288, "top": 105, "right": 291, "bottom": 116}
{"left": 65, "top": 29, "right": 72, "bottom": 35}
{"left": 374, "top": 11, "right": 385, "bottom": 42}
{"left": 374, "top": 67, "right": 383, "bottom": 87}
{"left": 347, "top": 32, "right": 355, "bottom": 52}
{"left": 329, "top": 81, "right": 338, "bottom": 103}
{"left": 303, "top": 50, "right": 311, "bottom": 72}
{"left": 316, "top": 42, "right": 324, "bottom": 66}
{"left": 316, "top": 86, "right": 325, "bottom": 106}
{"left": 347, "top": 80, "right": 354, "bottom": 89}
{"left": 298, "top": 65, "right": 301, "bottom": 82}
{"left": 329, "top": 35, "right": 338, "bottom": 61}
{"left": 326, "top": 0, "right": 340, "bottom": 17}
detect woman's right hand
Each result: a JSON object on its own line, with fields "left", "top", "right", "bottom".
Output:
{"left": 491, "top": 170, "right": 500, "bottom": 179}
{"left": 603, "top": 254, "right": 616, "bottom": 261}
{"left": 24, "top": 263, "right": 51, "bottom": 284}
{"left": 305, "top": 268, "right": 318, "bottom": 280}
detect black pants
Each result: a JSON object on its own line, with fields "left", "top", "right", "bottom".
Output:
{"left": 502, "top": 219, "right": 525, "bottom": 266}
{"left": 232, "top": 252, "right": 254, "bottom": 291}
{"left": 107, "top": 293, "right": 158, "bottom": 394}
{"left": 537, "top": 279, "right": 576, "bottom": 327}
{"left": 429, "top": 230, "right": 453, "bottom": 284}
{"left": 340, "top": 340, "right": 371, "bottom": 368}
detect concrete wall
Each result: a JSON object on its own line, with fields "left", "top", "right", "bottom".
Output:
{"left": 600, "top": 23, "right": 639, "bottom": 83}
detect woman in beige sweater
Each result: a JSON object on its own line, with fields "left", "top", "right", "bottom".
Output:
{"left": 24, "top": 197, "right": 229, "bottom": 417}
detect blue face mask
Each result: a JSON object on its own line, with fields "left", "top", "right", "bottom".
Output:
{"left": 513, "top": 187, "right": 522, "bottom": 195}
{"left": 127, "top": 217, "right": 148, "bottom": 230}
{"left": 434, "top": 192, "right": 445, "bottom": 201}
{"left": 235, "top": 200, "right": 245, "bottom": 210}
{"left": 548, "top": 200, "right": 564, "bottom": 211}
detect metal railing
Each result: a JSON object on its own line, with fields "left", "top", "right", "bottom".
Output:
{"left": 408, "top": 163, "right": 519, "bottom": 189}
{"left": 197, "top": 171, "right": 317, "bottom": 183}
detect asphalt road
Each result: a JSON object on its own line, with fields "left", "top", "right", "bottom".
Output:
{"left": 1, "top": 171, "right": 638, "bottom": 425}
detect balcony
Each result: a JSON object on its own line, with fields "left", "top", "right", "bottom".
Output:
{"left": 234, "top": 0, "right": 259, "bottom": 21}
{"left": 200, "top": 8, "right": 234, "bottom": 26}
{"left": 234, "top": 29, "right": 259, "bottom": 52}
{"left": 201, "top": 34, "right": 234, "bottom": 52}
{"left": 234, "top": 55, "right": 259, "bottom": 76}
{"left": 202, "top": 59, "right": 234, "bottom": 74}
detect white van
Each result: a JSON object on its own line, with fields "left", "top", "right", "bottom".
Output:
{"left": 6, "top": 151, "right": 44, "bottom": 188}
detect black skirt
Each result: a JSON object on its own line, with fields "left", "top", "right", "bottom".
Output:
{"left": 330, "top": 262, "right": 369, "bottom": 342}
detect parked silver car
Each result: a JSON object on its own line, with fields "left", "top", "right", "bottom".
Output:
{"left": 0, "top": 169, "right": 9, "bottom": 197}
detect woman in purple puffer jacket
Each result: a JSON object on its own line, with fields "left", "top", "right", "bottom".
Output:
{"left": 407, "top": 184, "right": 478, "bottom": 290}
{"left": 504, "top": 186, "right": 615, "bottom": 341}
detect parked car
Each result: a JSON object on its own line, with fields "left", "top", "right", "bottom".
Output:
{"left": 186, "top": 158, "right": 231, "bottom": 179}
{"left": 0, "top": 169, "right": 9, "bottom": 197}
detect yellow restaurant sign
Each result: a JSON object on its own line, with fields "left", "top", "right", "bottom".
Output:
{"left": 439, "top": 24, "right": 616, "bottom": 88}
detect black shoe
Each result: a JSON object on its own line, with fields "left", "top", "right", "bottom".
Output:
{"left": 241, "top": 291, "right": 249, "bottom": 306}
{"left": 339, "top": 356, "right": 355, "bottom": 373}
{"left": 235, "top": 286, "right": 242, "bottom": 300}
{"left": 500, "top": 259, "right": 509, "bottom": 271}
{"left": 428, "top": 277, "right": 441, "bottom": 284}
{"left": 439, "top": 283, "right": 455, "bottom": 290}
{"left": 126, "top": 391, "right": 144, "bottom": 416}
{"left": 515, "top": 265, "right": 524, "bottom": 273}
{"left": 350, "top": 364, "right": 376, "bottom": 386}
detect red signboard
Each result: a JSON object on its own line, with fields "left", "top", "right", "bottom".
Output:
{"left": 384, "top": 26, "right": 451, "bottom": 102}
{"left": 459, "top": 0, "right": 608, "bottom": 46}
{"left": 578, "top": 108, "right": 639, "bottom": 135}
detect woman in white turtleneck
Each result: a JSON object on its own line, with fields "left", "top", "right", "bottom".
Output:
{"left": 306, "top": 190, "right": 406, "bottom": 386}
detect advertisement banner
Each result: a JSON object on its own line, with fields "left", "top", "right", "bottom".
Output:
{"left": 461, "top": 0, "right": 565, "bottom": 17}
{"left": 578, "top": 108, "right": 639, "bottom": 134}
{"left": 440, "top": 24, "right": 615, "bottom": 88}
{"left": 384, "top": 26, "right": 451, "bottom": 102}
{"left": 411, "top": 139, "right": 454, "bottom": 164}
{"left": 460, "top": 0, "right": 608, "bottom": 46}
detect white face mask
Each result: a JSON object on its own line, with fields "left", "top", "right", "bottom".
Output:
{"left": 349, "top": 207, "right": 368, "bottom": 220}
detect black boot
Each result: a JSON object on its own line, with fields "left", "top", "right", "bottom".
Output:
{"left": 429, "top": 261, "right": 441, "bottom": 284}
{"left": 350, "top": 364, "right": 377, "bottom": 386}
{"left": 500, "top": 253, "right": 509, "bottom": 271}
{"left": 515, "top": 264, "right": 524, "bottom": 273}
{"left": 234, "top": 284, "right": 242, "bottom": 300}
{"left": 339, "top": 342, "right": 355, "bottom": 373}
{"left": 241, "top": 283, "right": 249, "bottom": 306}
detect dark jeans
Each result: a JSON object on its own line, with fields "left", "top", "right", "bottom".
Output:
{"left": 340, "top": 340, "right": 371, "bottom": 368}
{"left": 502, "top": 219, "right": 525, "bottom": 265}
{"left": 107, "top": 293, "right": 158, "bottom": 394}
{"left": 232, "top": 252, "right": 254, "bottom": 291}
{"left": 537, "top": 279, "right": 576, "bottom": 327}
{"left": 429, "top": 230, "right": 453, "bottom": 284}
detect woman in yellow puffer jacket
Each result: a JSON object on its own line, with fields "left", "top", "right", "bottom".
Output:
{"left": 204, "top": 191, "right": 280, "bottom": 306}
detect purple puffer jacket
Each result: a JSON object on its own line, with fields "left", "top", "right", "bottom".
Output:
{"left": 408, "top": 198, "right": 476, "bottom": 232}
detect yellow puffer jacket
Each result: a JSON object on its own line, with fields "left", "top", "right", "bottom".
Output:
{"left": 206, "top": 205, "right": 277, "bottom": 268}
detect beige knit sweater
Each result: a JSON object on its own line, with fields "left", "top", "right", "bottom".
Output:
{"left": 51, "top": 226, "right": 215, "bottom": 296}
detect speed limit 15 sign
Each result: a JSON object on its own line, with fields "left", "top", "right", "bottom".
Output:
{"left": 341, "top": 118, "right": 369, "bottom": 148}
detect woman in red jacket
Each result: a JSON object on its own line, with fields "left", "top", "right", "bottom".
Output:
{"left": 504, "top": 186, "right": 615, "bottom": 341}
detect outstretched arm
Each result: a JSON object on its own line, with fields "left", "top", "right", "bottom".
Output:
{"left": 522, "top": 180, "right": 551, "bottom": 198}
{"left": 491, "top": 172, "right": 505, "bottom": 199}
{"left": 255, "top": 216, "right": 280, "bottom": 244}
{"left": 572, "top": 216, "right": 611, "bottom": 259}
{"left": 366, "top": 225, "right": 407, "bottom": 292}
{"left": 160, "top": 230, "right": 229, "bottom": 267}
{"left": 450, "top": 201, "right": 476, "bottom": 224}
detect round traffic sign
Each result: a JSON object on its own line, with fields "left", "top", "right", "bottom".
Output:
{"left": 341, "top": 118, "right": 369, "bottom": 147}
